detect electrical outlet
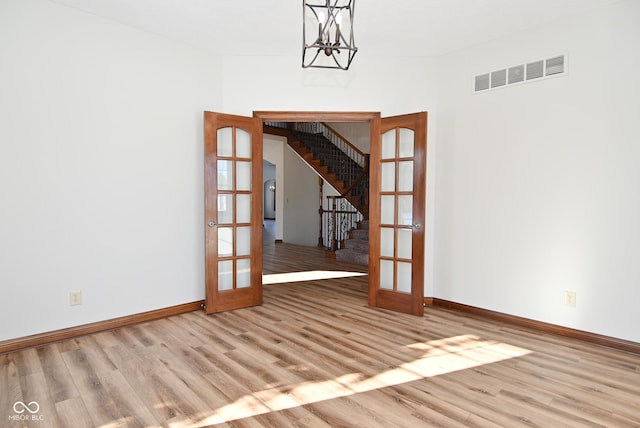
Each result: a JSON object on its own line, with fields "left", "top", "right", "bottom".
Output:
{"left": 564, "top": 291, "right": 576, "bottom": 307}
{"left": 70, "top": 291, "right": 82, "bottom": 306}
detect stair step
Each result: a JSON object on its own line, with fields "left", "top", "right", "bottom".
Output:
{"left": 350, "top": 229, "right": 369, "bottom": 240}
{"left": 345, "top": 239, "right": 368, "bottom": 252}
{"left": 335, "top": 249, "right": 369, "bottom": 266}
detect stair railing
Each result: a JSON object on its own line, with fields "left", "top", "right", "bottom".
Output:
{"left": 320, "top": 196, "right": 363, "bottom": 251}
{"left": 292, "top": 123, "right": 369, "bottom": 215}
{"left": 292, "top": 122, "right": 366, "bottom": 168}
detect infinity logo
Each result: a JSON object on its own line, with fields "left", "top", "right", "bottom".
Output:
{"left": 13, "top": 401, "right": 40, "bottom": 414}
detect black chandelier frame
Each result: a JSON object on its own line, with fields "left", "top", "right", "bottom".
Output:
{"left": 302, "top": 0, "right": 357, "bottom": 70}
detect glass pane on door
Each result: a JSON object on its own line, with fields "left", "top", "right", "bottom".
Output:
{"left": 236, "top": 194, "right": 251, "bottom": 223}
{"left": 398, "top": 195, "right": 413, "bottom": 226}
{"left": 381, "top": 195, "right": 395, "bottom": 225}
{"left": 236, "top": 129, "right": 252, "bottom": 158}
{"left": 398, "top": 129, "right": 414, "bottom": 157}
{"left": 398, "top": 161, "right": 414, "bottom": 191}
{"left": 380, "top": 260, "right": 394, "bottom": 290}
{"left": 398, "top": 229, "right": 412, "bottom": 259}
{"left": 217, "top": 160, "right": 233, "bottom": 191}
{"left": 381, "top": 162, "right": 395, "bottom": 192}
{"left": 236, "top": 161, "right": 252, "bottom": 191}
{"left": 218, "top": 260, "right": 233, "bottom": 291}
{"left": 217, "top": 128, "right": 233, "bottom": 157}
{"left": 236, "top": 227, "right": 251, "bottom": 256}
{"left": 218, "top": 227, "right": 233, "bottom": 257}
{"left": 397, "top": 262, "right": 412, "bottom": 293}
{"left": 381, "top": 131, "right": 396, "bottom": 159}
{"left": 218, "top": 194, "right": 233, "bottom": 224}
{"left": 237, "top": 259, "right": 251, "bottom": 288}
{"left": 380, "top": 227, "right": 394, "bottom": 257}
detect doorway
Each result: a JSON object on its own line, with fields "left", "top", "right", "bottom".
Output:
{"left": 204, "top": 111, "right": 427, "bottom": 316}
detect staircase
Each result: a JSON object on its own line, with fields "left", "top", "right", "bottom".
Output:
{"left": 264, "top": 122, "right": 369, "bottom": 265}
{"left": 289, "top": 130, "right": 368, "bottom": 215}
{"left": 334, "top": 220, "right": 369, "bottom": 265}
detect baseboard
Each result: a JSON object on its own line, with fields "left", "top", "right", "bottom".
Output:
{"left": 427, "top": 298, "right": 640, "bottom": 355}
{"left": 6, "top": 298, "right": 638, "bottom": 356}
{"left": 0, "top": 300, "right": 204, "bottom": 354}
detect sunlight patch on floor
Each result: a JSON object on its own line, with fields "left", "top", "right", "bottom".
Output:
{"left": 187, "top": 335, "right": 531, "bottom": 426}
{"left": 262, "top": 270, "right": 367, "bottom": 285}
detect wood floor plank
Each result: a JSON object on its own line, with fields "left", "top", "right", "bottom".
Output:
{"left": 95, "top": 369, "right": 161, "bottom": 427}
{"left": 36, "top": 344, "right": 79, "bottom": 404}
{"left": 0, "top": 354, "right": 24, "bottom": 424}
{"left": 55, "top": 397, "right": 94, "bottom": 428}
{"left": 59, "top": 347, "right": 126, "bottom": 427}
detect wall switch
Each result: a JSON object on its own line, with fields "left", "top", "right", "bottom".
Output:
{"left": 564, "top": 291, "right": 576, "bottom": 307}
{"left": 70, "top": 291, "right": 82, "bottom": 306}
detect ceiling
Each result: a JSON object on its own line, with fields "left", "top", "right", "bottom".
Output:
{"left": 48, "top": 0, "right": 618, "bottom": 58}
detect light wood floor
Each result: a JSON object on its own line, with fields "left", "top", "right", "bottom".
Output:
{"left": 2, "top": 222, "right": 640, "bottom": 427}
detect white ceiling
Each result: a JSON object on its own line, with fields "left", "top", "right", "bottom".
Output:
{"left": 48, "top": 0, "right": 618, "bottom": 57}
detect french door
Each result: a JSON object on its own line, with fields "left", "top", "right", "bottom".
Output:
{"left": 204, "top": 112, "right": 263, "bottom": 314}
{"left": 369, "top": 112, "right": 427, "bottom": 316}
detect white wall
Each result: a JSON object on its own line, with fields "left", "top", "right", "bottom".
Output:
{"left": 282, "top": 147, "right": 321, "bottom": 247}
{"left": 325, "top": 122, "right": 371, "bottom": 154}
{"left": 435, "top": 0, "right": 640, "bottom": 342}
{"left": 263, "top": 136, "right": 285, "bottom": 240}
{"left": 0, "top": 0, "right": 222, "bottom": 341}
{"left": 222, "top": 55, "right": 436, "bottom": 117}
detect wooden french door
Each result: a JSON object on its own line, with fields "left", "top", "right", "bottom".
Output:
{"left": 204, "top": 112, "right": 263, "bottom": 314}
{"left": 369, "top": 112, "right": 427, "bottom": 316}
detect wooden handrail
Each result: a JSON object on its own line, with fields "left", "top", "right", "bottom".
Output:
{"left": 321, "top": 122, "right": 367, "bottom": 163}
{"left": 341, "top": 167, "right": 368, "bottom": 197}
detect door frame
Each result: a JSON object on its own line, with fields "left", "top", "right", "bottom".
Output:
{"left": 253, "top": 111, "right": 427, "bottom": 315}
{"left": 254, "top": 111, "right": 381, "bottom": 123}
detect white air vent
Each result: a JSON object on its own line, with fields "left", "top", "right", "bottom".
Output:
{"left": 508, "top": 65, "right": 524, "bottom": 84}
{"left": 545, "top": 55, "right": 564, "bottom": 75}
{"left": 475, "top": 73, "right": 490, "bottom": 92}
{"left": 491, "top": 69, "right": 507, "bottom": 88}
{"left": 474, "top": 53, "right": 567, "bottom": 94}
{"left": 526, "top": 60, "right": 544, "bottom": 80}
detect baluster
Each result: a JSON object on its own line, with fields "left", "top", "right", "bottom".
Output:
{"left": 331, "top": 197, "right": 338, "bottom": 251}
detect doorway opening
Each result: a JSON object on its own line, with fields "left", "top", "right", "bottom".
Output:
{"left": 204, "top": 110, "right": 426, "bottom": 316}
{"left": 257, "top": 112, "right": 376, "bottom": 307}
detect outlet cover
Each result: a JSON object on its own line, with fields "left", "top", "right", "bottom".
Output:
{"left": 70, "top": 291, "right": 82, "bottom": 306}
{"left": 564, "top": 291, "right": 576, "bottom": 307}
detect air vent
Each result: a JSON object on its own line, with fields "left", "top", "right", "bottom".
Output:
{"left": 508, "top": 65, "right": 524, "bottom": 84}
{"left": 526, "top": 60, "right": 544, "bottom": 80}
{"left": 545, "top": 55, "right": 564, "bottom": 75}
{"left": 474, "top": 53, "right": 567, "bottom": 93}
{"left": 527, "top": 60, "right": 544, "bottom": 80}
{"left": 491, "top": 69, "right": 507, "bottom": 88}
{"left": 475, "top": 73, "right": 490, "bottom": 92}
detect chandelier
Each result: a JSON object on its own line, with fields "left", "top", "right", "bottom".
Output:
{"left": 302, "top": 0, "right": 357, "bottom": 70}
